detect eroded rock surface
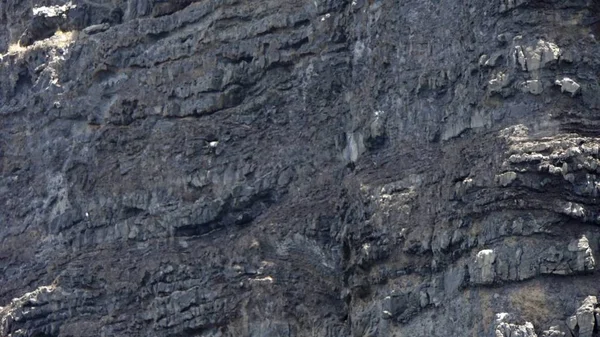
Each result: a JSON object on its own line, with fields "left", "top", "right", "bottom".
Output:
{"left": 2, "top": 0, "right": 600, "bottom": 336}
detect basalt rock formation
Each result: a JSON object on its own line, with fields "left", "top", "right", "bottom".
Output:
{"left": 2, "top": 0, "right": 600, "bottom": 336}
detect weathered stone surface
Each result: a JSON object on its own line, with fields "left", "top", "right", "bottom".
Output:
{"left": 2, "top": 0, "right": 600, "bottom": 337}
{"left": 555, "top": 77, "right": 581, "bottom": 97}
{"left": 574, "top": 296, "right": 597, "bottom": 337}
{"left": 521, "top": 80, "right": 543, "bottom": 95}
{"left": 495, "top": 313, "right": 538, "bottom": 337}
{"left": 541, "top": 326, "right": 567, "bottom": 337}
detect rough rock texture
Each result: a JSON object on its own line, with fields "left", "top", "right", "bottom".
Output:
{"left": 2, "top": 0, "right": 600, "bottom": 336}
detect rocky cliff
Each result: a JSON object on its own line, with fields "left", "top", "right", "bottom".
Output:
{"left": 2, "top": 0, "right": 600, "bottom": 336}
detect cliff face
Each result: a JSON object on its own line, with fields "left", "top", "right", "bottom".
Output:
{"left": 2, "top": 0, "right": 600, "bottom": 336}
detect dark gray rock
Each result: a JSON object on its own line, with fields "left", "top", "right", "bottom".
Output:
{"left": 2, "top": 0, "right": 600, "bottom": 336}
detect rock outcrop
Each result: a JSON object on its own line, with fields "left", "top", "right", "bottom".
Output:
{"left": 2, "top": 0, "right": 600, "bottom": 336}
